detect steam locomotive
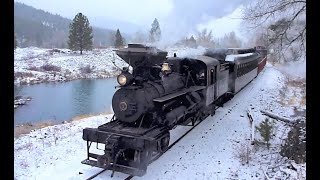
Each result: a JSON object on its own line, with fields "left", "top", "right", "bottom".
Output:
{"left": 81, "top": 44, "right": 267, "bottom": 176}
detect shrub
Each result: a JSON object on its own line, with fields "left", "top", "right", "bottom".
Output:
{"left": 40, "top": 64, "right": 61, "bottom": 72}
{"left": 79, "top": 65, "right": 94, "bottom": 74}
{"left": 27, "top": 66, "right": 40, "bottom": 71}
{"left": 234, "top": 142, "right": 254, "bottom": 165}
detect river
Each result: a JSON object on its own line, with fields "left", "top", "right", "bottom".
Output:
{"left": 14, "top": 78, "right": 118, "bottom": 126}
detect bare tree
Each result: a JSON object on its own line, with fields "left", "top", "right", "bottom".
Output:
{"left": 219, "top": 31, "right": 242, "bottom": 48}
{"left": 196, "top": 28, "right": 214, "bottom": 47}
{"left": 242, "top": 0, "right": 306, "bottom": 62}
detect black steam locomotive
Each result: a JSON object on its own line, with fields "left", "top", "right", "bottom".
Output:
{"left": 81, "top": 44, "right": 267, "bottom": 176}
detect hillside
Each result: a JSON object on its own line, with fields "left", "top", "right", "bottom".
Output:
{"left": 14, "top": 2, "right": 115, "bottom": 48}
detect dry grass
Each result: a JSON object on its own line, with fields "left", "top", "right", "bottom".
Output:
{"left": 71, "top": 112, "right": 111, "bottom": 122}
{"left": 14, "top": 125, "right": 34, "bottom": 138}
{"left": 287, "top": 97, "right": 298, "bottom": 106}
{"left": 300, "top": 96, "right": 306, "bottom": 106}
{"left": 286, "top": 79, "right": 306, "bottom": 88}
{"left": 14, "top": 72, "right": 33, "bottom": 79}
{"left": 278, "top": 78, "right": 306, "bottom": 107}
{"left": 71, "top": 114, "right": 97, "bottom": 121}
{"left": 14, "top": 121, "right": 54, "bottom": 138}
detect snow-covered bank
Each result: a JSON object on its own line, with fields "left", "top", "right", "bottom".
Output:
{"left": 14, "top": 65, "right": 306, "bottom": 180}
{"left": 14, "top": 47, "right": 128, "bottom": 85}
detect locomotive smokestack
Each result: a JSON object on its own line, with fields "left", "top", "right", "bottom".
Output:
{"left": 115, "top": 44, "right": 168, "bottom": 69}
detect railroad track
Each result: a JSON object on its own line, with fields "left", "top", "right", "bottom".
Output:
{"left": 86, "top": 168, "right": 109, "bottom": 180}
{"left": 85, "top": 107, "right": 219, "bottom": 180}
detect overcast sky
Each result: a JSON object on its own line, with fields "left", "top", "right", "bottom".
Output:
{"left": 15, "top": 0, "right": 251, "bottom": 42}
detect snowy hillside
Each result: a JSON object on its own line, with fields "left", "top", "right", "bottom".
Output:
{"left": 14, "top": 64, "right": 306, "bottom": 180}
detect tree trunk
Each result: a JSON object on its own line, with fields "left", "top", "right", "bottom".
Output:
{"left": 260, "top": 110, "right": 296, "bottom": 125}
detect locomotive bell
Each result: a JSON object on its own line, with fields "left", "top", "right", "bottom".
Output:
{"left": 161, "top": 62, "right": 171, "bottom": 71}
{"left": 161, "top": 62, "right": 172, "bottom": 77}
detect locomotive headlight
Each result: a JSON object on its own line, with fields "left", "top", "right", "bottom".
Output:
{"left": 117, "top": 72, "right": 134, "bottom": 86}
{"left": 117, "top": 74, "right": 127, "bottom": 86}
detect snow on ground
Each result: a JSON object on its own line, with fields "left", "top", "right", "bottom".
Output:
{"left": 14, "top": 47, "right": 49, "bottom": 61}
{"left": 14, "top": 63, "right": 306, "bottom": 180}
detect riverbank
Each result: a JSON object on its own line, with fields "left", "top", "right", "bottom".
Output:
{"left": 14, "top": 47, "right": 128, "bottom": 85}
{"left": 14, "top": 112, "right": 112, "bottom": 138}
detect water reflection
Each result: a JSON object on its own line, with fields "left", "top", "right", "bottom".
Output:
{"left": 72, "top": 79, "right": 95, "bottom": 113}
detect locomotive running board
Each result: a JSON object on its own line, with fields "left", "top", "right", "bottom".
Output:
{"left": 153, "top": 86, "right": 205, "bottom": 102}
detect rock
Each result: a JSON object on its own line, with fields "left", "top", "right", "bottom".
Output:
{"left": 14, "top": 95, "right": 22, "bottom": 100}
{"left": 14, "top": 96, "right": 33, "bottom": 109}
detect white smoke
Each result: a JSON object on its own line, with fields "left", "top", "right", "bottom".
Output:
{"left": 155, "top": 0, "right": 249, "bottom": 46}
{"left": 166, "top": 46, "right": 207, "bottom": 58}
{"left": 276, "top": 60, "right": 306, "bottom": 80}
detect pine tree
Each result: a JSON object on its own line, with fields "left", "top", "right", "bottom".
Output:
{"left": 190, "top": 35, "right": 195, "bottom": 42}
{"left": 68, "top": 13, "right": 93, "bottom": 54}
{"left": 221, "top": 31, "right": 242, "bottom": 48}
{"left": 149, "top": 18, "right": 161, "bottom": 43}
{"left": 14, "top": 33, "right": 18, "bottom": 49}
{"left": 114, "top": 29, "right": 125, "bottom": 48}
{"left": 256, "top": 118, "right": 275, "bottom": 149}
